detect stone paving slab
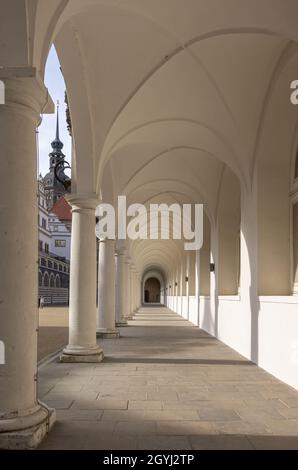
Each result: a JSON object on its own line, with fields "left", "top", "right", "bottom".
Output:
{"left": 39, "top": 307, "right": 298, "bottom": 450}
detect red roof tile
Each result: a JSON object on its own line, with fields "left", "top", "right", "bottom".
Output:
{"left": 51, "top": 197, "right": 72, "bottom": 221}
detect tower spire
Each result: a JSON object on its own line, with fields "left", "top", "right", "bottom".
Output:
{"left": 56, "top": 100, "right": 60, "bottom": 140}
{"left": 50, "top": 100, "right": 64, "bottom": 154}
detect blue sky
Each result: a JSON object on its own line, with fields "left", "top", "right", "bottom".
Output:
{"left": 38, "top": 46, "right": 71, "bottom": 176}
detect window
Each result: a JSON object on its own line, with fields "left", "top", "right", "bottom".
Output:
{"left": 55, "top": 240, "right": 66, "bottom": 248}
{"left": 43, "top": 272, "right": 49, "bottom": 287}
{"left": 42, "top": 218, "right": 47, "bottom": 229}
{"left": 44, "top": 243, "right": 49, "bottom": 254}
{"left": 55, "top": 275, "right": 61, "bottom": 288}
{"left": 38, "top": 240, "right": 43, "bottom": 252}
{"left": 50, "top": 274, "right": 55, "bottom": 288}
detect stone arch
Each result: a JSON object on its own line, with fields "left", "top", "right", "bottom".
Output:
{"left": 55, "top": 274, "right": 61, "bottom": 288}
{"left": 43, "top": 272, "right": 49, "bottom": 287}
{"left": 49, "top": 273, "right": 55, "bottom": 288}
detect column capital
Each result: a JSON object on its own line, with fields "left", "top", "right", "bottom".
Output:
{"left": 0, "top": 67, "right": 54, "bottom": 123}
{"left": 66, "top": 193, "right": 99, "bottom": 213}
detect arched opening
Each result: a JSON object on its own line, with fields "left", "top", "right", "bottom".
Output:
{"left": 55, "top": 274, "right": 61, "bottom": 288}
{"left": 144, "top": 278, "right": 161, "bottom": 304}
{"left": 49, "top": 274, "right": 55, "bottom": 288}
{"left": 43, "top": 272, "right": 49, "bottom": 287}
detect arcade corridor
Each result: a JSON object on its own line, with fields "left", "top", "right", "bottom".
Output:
{"left": 39, "top": 307, "right": 298, "bottom": 450}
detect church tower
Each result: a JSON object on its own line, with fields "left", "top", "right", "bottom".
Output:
{"left": 43, "top": 103, "right": 70, "bottom": 210}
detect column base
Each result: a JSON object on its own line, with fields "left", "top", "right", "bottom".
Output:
{"left": 0, "top": 403, "right": 56, "bottom": 450}
{"left": 116, "top": 317, "right": 128, "bottom": 327}
{"left": 60, "top": 345, "right": 104, "bottom": 363}
{"left": 96, "top": 328, "right": 120, "bottom": 339}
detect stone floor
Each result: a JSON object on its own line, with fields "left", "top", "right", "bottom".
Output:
{"left": 38, "top": 307, "right": 298, "bottom": 450}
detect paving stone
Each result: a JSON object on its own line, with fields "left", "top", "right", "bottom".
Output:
{"left": 38, "top": 307, "right": 298, "bottom": 450}
{"left": 247, "top": 435, "right": 298, "bottom": 450}
{"left": 100, "top": 391, "right": 147, "bottom": 400}
{"left": 114, "top": 421, "right": 157, "bottom": 435}
{"left": 56, "top": 409, "right": 103, "bottom": 421}
{"left": 216, "top": 420, "right": 271, "bottom": 435}
{"left": 197, "top": 408, "right": 241, "bottom": 422}
{"left": 190, "top": 435, "right": 254, "bottom": 450}
{"left": 43, "top": 397, "right": 74, "bottom": 410}
{"left": 101, "top": 410, "right": 145, "bottom": 421}
{"left": 147, "top": 391, "right": 179, "bottom": 401}
{"left": 128, "top": 400, "right": 162, "bottom": 410}
{"left": 83, "top": 435, "right": 137, "bottom": 450}
{"left": 73, "top": 398, "right": 128, "bottom": 410}
{"left": 156, "top": 420, "right": 218, "bottom": 435}
{"left": 138, "top": 436, "right": 191, "bottom": 450}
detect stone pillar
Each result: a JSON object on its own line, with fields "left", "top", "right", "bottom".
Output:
{"left": 175, "top": 271, "right": 179, "bottom": 313}
{"left": 0, "top": 70, "right": 55, "bottom": 449}
{"left": 135, "top": 272, "right": 140, "bottom": 311}
{"left": 132, "top": 268, "right": 139, "bottom": 313}
{"left": 124, "top": 257, "right": 133, "bottom": 319}
{"left": 115, "top": 249, "right": 128, "bottom": 326}
{"left": 61, "top": 194, "right": 104, "bottom": 363}
{"left": 129, "top": 264, "right": 134, "bottom": 315}
{"left": 96, "top": 239, "right": 119, "bottom": 338}
{"left": 186, "top": 253, "right": 190, "bottom": 320}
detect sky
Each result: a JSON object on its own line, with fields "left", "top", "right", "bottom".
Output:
{"left": 38, "top": 46, "right": 71, "bottom": 177}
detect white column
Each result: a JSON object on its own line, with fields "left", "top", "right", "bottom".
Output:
{"left": 124, "top": 256, "right": 132, "bottom": 319}
{"left": 96, "top": 239, "right": 119, "bottom": 338}
{"left": 136, "top": 272, "right": 142, "bottom": 310}
{"left": 186, "top": 253, "right": 190, "bottom": 320}
{"left": 61, "top": 194, "right": 104, "bottom": 363}
{"left": 175, "top": 270, "right": 179, "bottom": 313}
{"left": 129, "top": 264, "right": 134, "bottom": 315}
{"left": 115, "top": 249, "right": 128, "bottom": 326}
{"left": 180, "top": 263, "right": 184, "bottom": 316}
{"left": 132, "top": 268, "right": 139, "bottom": 313}
{"left": 0, "top": 72, "right": 55, "bottom": 449}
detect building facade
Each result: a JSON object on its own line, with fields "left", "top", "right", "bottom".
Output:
{"left": 38, "top": 107, "right": 71, "bottom": 305}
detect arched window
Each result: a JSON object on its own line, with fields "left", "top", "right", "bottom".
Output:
{"left": 38, "top": 271, "right": 43, "bottom": 286}
{"left": 55, "top": 275, "right": 61, "bottom": 288}
{"left": 43, "top": 272, "right": 49, "bottom": 287}
{"left": 50, "top": 273, "right": 55, "bottom": 288}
